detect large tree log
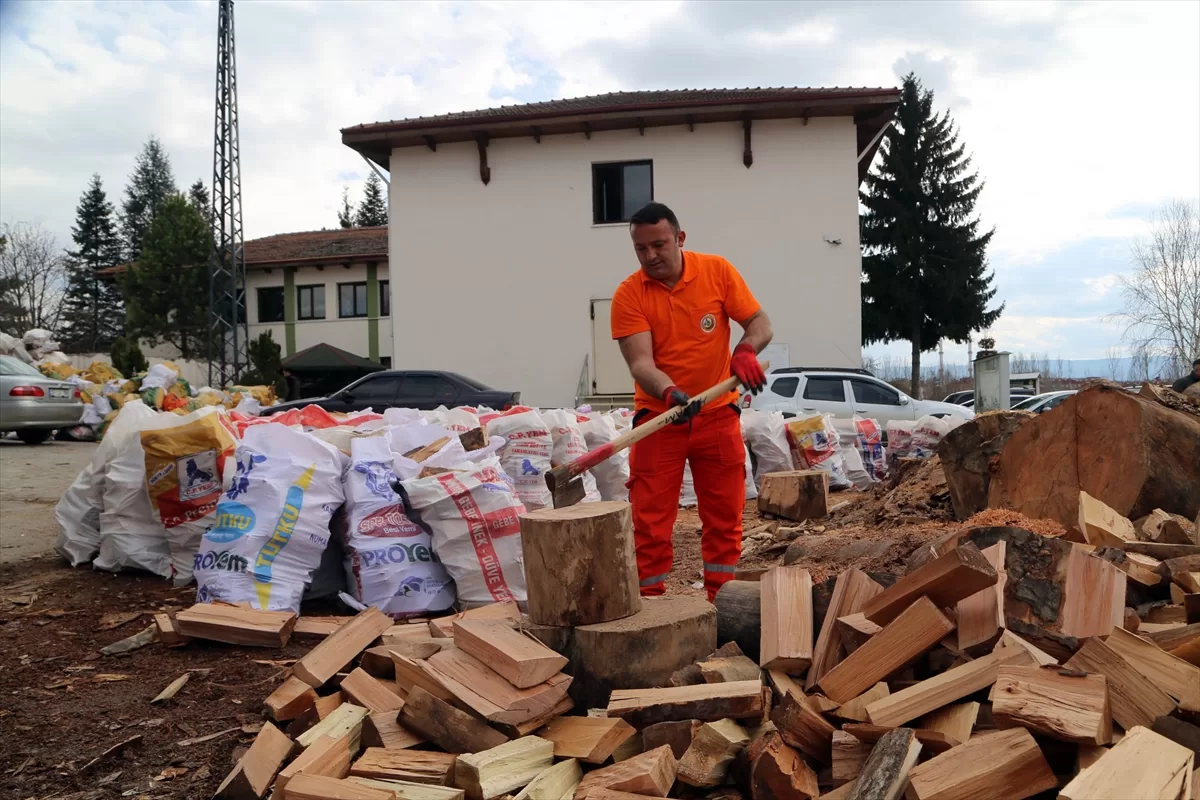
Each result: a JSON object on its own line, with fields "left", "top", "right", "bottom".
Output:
{"left": 988, "top": 384, "right": 1200, "bottom": 537}
{"left": 937, "top": 411, "right": 1033, "bottom": 520}
{"left": 567, "top": 596, "right": 716, "bottom": 710}
{"left": 520, "top": 501, "right": 642, "bottom": 627}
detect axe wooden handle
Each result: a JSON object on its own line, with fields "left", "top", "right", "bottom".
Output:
{"left": 547, "top": 361, "right": 768, "bottom": 493}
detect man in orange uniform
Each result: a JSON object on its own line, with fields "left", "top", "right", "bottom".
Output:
{"left": 610, "top": 203, "right": 773, "bottom": 601}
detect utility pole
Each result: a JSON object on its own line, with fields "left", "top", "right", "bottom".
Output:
{"left": 207, "top": 0, "right": 246, "bottom": 388}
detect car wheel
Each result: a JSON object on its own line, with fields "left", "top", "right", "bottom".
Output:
{"left": 16, "top": 429, "right": 53, "bottom": 445}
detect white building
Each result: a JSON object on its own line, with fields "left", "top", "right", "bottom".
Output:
{"left": 342, "top": 88, "right": 899, "bottom": 407}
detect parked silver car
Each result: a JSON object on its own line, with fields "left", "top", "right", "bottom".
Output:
{"left": 0, "top": 355, "right": 84, "bottom": 444}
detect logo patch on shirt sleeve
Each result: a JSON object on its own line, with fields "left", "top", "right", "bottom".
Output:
{"left": 700, "top": 313, "right": 716, "bottom": 333}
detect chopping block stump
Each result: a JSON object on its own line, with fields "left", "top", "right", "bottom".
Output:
{"left": 520, "top": 500, "right": 642, "bottom": 627}
{"left": 758, "top": 470, "right": 829, "bottom": 522}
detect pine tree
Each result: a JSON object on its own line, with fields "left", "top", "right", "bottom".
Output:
{"left": 354, "top": 172, "right": 388, "bottom": 227}
{"left": 188, "top": 179, "right": 211, "bottom": 224}
{"left": 59, "top": 175, "right": 125, "bottom": 352}
{"left": 860, "top": 73, "right": 1002, "bottom": 398}
{"left": 120, "top": 136, "right": 178, "bottom": 262}
{"left": 121, "top": 194, "right": 210, "bottom": 360}
{"left": 337, "top": 187, "right": 354, "bottom": 229}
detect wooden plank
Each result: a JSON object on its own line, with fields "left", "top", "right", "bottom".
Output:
{"left": 698, "top": 655, "right": 762, "bottom": 683}
{"left": 276, "top": 734, "right": 354, "bottom": 795}
{"left": 806, "top": 568, "right": 883, "bottom": 690}
{"left": 361, "top": 646, "right": 398, "bottom": 679}
{"left": 995, "top": 630, "right": 1058, "bottom": 666}
{"left": 1144, "top": 622, "right": 1200, "bottom": 652}
{"left": 283, "top": 774, "right": 393, "bottom": 800}
{"left": 1079, "top": 490, "right": 1137, "bottom": 548}
{"left": 677, "top": 719, "right": 750, "bottom": 788}
{"left": 287, "top": 692, "right": 346, "bottom": 739}
{"left": 840, "top": 724, "right": 958, "bottom": 755}
{"left": 859, "top": 543, "right": 997, "bottom": 626}
{"left": 386, "top": 638, "right": 454, "bottom": 661}
{"left": 391, "top": 652, "right": 455, "bottom": 702}
{"left": 349, "top": 749, "right": 458, "bottom": 785}
{"left": 1106, "top": 626, "right": 1200, "bottom": 711}
{"left": 640, "top": 720, "right": 699, "bottom": 760}
{"left": 1059, "top": 725, "right": 1195, "bottom": 800}
{"left": 865, "top": 646, "right": 1034, "bottom": 727}
{"left": 398, "top": 685, "right": 507, "bottom": 755}
{"left": 831, "top": 682, "right": 889, "bottom": 723}
{"left": 213, "top": 721, "right": 294, "bottom": 799}
{"left": 452, "top": 620, "right": 567, "bottom": 689}
{"left": 759, "top": 566, "right": 813, "bottom": 671}
{"left": 770, "top": 688, "right": 836, "bottom": 764}
{"left": 453, "top": 736, "right": 555, "bottom": 800}
{"left": 817, "top": 597, "right": 957, "bottom": 704}
{"left": 498, "top": 693, "right": 574, "bottom": 739}
{"left": 837, "top": 613, "right": 882, "bottom": 656}
{"left": 916, "top": 702, "right": 979, "bottom": 748}
{"left": 739, "top": 730, "right": 819, "bottom": 800}
{"left": 294, "top": 607, "right": 394, "bottom": 689}
{"left": 512, "top": 759, "right": 582, "bottom": 800}
{"left": 341, "top": 668, "right": 406, "bottom": 714}
{"left": 1121, "top": 542, "right": 1200, "bottom": 559}
{"left": 294, "top": 616, "right": 354, "bottom": 640}
{"left": 297, "top": 703, "right": 369, "bottom": 750}
{"left": 153, "top": 612, "right": 190, "bottom": 647}
{"left": 991, "top": 665, "right": 1111, "bottom": 745}
{"left": 382, "top": 625, "right": 445, "bottom": 646}
{"left": 1151, "top": 715, "right": 1200, "bottom": 760}
{"left": 361, "top": 711, "right": 425, "bottom": 750}
{"left": 843, "top": 727, "right": 920, "bottom": 800}
{"left": 429, "top": 602, "right": 521, "bottom": 639}
{"left": 954, "top": 541, "right": 1006, "bottom": 654}
{"left": 606, "top": 680, "right": 764, "bottom": 729}
{"left": 1064, "top": 636, "right": 1176, "bottom": 730}
{"left": 831, "top": 730, "right": 871, "bottom": 788}
{"left": 175, "top": 603, "right": 297, "bottom": 647}
{"left": 421, "top": 648, "right": 572, "bottom": 726}
{"left": 1060, "top": 545, "right": 1127, "bottom": 638}
{"left": 347, "top": 778, "right": 464, "bottom": 799}
{"left": 535, "top": 716, "right": 636, "bottom": 764}
{"left": 906, "top": 728, "right": 1057, "bottom": 800}
{"left": 575, "top": 744, "right": 677, "bottom": 797}
{"left": 265, "top": 676, "right": 319, "bottom": 722}
{"left": 757, "top": 470, "right": 829, "bottom": 522}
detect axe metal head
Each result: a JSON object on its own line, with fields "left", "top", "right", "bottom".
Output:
{"left": 546, "top": 464, "right": 586, "bottom": 509}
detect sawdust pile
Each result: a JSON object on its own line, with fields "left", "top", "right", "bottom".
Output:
{"left": 961, "top": 508, "right": 1067, "bottom": 539}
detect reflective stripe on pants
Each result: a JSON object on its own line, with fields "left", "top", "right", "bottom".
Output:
{"left": 629, "top": 405, "right": 745, "bottom": 602}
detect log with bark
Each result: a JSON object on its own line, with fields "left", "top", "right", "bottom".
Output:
{"left": 937, "top": 410, "right": 1033, "bottom": 520}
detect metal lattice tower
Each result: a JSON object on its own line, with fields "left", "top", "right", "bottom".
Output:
{"left": 208, "top": 0, "right": 246, "bottom": 388}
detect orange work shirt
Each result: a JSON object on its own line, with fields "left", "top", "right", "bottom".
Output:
{"left": 610, "top": 251, "right": 761, "bottom": 415}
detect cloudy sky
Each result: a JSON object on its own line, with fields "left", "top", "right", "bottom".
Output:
{"left": 1, "top": 0, "right": 1197, "bottom": 365}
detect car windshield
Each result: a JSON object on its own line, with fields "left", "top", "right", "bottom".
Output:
{"left": 1011, "top": 395, "right": 1045, "bottom": 410}
{"left": 0, "top": 355, "right": 46, "bottom": 378}
{"left": 449, "top": 372, "right": 492, "bottom": 391}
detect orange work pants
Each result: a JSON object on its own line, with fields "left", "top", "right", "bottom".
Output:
{"left": 629, "top": 405, "right": 745, "bottom": 602}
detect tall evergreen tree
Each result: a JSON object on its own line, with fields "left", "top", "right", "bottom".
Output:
{"left": 59, "top": 175, "right": 126, "bottom": 352}
{"left": 337, "top": 187, "right": 354, "bottom": 229}
{"left": 860, "top": 73, "right": 1002, "bottom": 397}
{"left": 354, "top": 172, "right": 388, "bottom": 227}
{"left": 120, "top": 136, "right": 178, "bottom": 262}
{"left": 188, "top": 179, "right": 211, "bottom": 224}
{"left": 121, "top": 194, "right": 209, "bottom": 360}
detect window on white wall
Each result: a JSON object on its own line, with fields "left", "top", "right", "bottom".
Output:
{"left": 257, "top": 287, "right": 284, "bottom": 323}
{"left": 593, "top": 161, "right": 653, "bottom": 224}
{"left": 379, "top": 280, "right": 390, "bottom": 316}
{"left": 297, "top": 285, "right": 325, "bottom": 320}
{"left": 339, "top": 282, "right": 368, "bottom": 318}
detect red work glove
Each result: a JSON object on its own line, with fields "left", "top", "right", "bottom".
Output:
{"left": 731, "top": 343, "right": 766, "bottom": 394}
{"left": 663, "top": 386, "right": 703, "bottom": 425}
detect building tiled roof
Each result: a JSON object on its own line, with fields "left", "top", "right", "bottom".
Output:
{"left": 242, "top": 226, "right": 388, "bottom": 266}
{"left": 343, "top": 87, "right": 898, "bottom": 133}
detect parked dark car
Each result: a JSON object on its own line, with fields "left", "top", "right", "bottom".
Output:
{"left": 263, "top": 370, "right": 519, "bottom": 415}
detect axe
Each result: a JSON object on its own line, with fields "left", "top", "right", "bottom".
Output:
{"left": 545, "top": 361, "right": 767, "bottom": 508}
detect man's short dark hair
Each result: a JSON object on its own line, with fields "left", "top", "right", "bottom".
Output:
{"left": 629, "top": 202, "right": 680, "bottom": 232}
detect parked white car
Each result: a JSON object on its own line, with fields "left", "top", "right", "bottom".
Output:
{"left": 1012, "top": 390, "right": 1076, "bottom": 414}
{"left": 743, "top": 368, "right": 975, "bottom": 426}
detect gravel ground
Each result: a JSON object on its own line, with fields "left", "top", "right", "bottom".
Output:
{"left": 0, "top": 439, "right": 97, "bottom": 564}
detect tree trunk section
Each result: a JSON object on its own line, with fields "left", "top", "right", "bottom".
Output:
{"left": 989, "top": 384, "right": 1200, "bottom": 536}
{"left": 520, "top": 501, "right": 642, "bottom": 627}
{"left": 714, "top": 580, "right": 762, "bottom": 662}
{"left": 567, "top": 596, "right": 716, "bottom": 710}
{"left": 937, "top": 411, "right": 1033, "bottom": 520}
{"left": 911, "top": 334, "right": 921, "bottom": 400}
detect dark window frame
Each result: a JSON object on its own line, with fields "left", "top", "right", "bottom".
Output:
{"left": 296, "top": 284, "right": 325, "bottom": 321}
{"left": 379, "top": 280, "right": 390, "bottom": 317}
{"left": 348, "top": 374, "right": 402, "bottom": 403}
{"left": 770, "top": 376, "right": 799, "bottom": 398}
{"left": 802, "top": 377, "right": 846, "bottom": 402}
{"left": 592, "top": 160, "right": 654, "bottom": 224}
{"left": 338, "top": 281, "right": 369, "bottom": 319}
{"left": 850, "top": 378, "right": 901, "bottom": 406}
{"left": 256, "top": 286, "right": 285, "bottom": 323}
{"left": 401, "top": 373, "right": 459, "bottom": 401}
